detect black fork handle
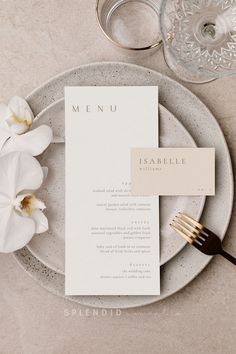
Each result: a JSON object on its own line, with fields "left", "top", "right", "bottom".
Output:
{"left": 221, "top": 250, "right": 236, "bottom": 265}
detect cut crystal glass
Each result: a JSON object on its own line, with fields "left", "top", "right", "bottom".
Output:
{"left": 160, "top": 0, "right": 236, "bottom": 82}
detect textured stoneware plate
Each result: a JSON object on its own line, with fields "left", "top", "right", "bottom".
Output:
{"left": 26, "top": 98, "right": 205, "bottom": 273}
{"left": 14, "top": 62, "right": 234, "bottom": 309}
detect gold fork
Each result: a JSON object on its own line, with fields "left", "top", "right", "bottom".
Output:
{"left": 170, "top": 213, "right": 236, "bottom": 265}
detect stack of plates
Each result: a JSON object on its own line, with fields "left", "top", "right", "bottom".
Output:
{"left": 14, "top": 62, "right": 233, "bottom": 309}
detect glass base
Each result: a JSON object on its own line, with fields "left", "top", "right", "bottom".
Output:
{"left": 163, "top": 47, "right": 216, "bottom": 84}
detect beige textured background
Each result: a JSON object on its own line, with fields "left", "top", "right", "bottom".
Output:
{"left": 0, "top": 1, "right": 236, "bottom": 353}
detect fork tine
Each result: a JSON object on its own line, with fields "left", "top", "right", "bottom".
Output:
{"left": 177, "top": 214, "right": 209, "bottom": 241}
{"left": 180, "top": 213, "right": 203, "bottom": 230}
{"left": 175, "top": 215, "right": 200, "bottom": 238}
{"left": 173, "top": 220, "right": 199, "bottom": 240}
{"left": 170, "top": 223, "right": 193, "bottom": 244}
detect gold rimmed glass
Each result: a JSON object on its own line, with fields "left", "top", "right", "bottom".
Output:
{"left": 96, "top": 0, "right": 162, "bottom": 52}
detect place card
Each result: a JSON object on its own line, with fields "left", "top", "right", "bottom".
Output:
{"left": 131, "top": 148, "right": 215, "bottom": 196}
{"left": 65, "top": 86, "right": 160, "bottom": 295}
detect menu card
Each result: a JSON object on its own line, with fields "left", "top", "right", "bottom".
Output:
{"left": 65, "top": 86, "right": 159, "bottom": 295}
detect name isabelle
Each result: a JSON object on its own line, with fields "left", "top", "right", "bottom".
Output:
{"left": 139, "top": 157, "right": 186, "bottom": 165}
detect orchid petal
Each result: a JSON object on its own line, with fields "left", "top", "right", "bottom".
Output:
{"left": 8, "top": 121, "right": 29, "bottom": 135}
{"left": 0, "top": 103, "right": 11, "bottom": 126}
{"left": 0, "top": 104, "right": 11, "bottom": 149}
{"left": 0, "top": 128, "right": 11, "bottom": 151}
{"left": 8, "top": 96, "right": 34, "bottom": 123}
{"left": 7, "top": 96, "right": 34, "bottom": 134}
{"left": 0, "top": 194, "right": 10, "bottom": 207}
{"left": 0, "top": 152, "right": 43, "bottom": 198}
{"left": 0, "top": 206, "right": 35, "bottom": 253}
{"left": 31, "top": 209, "right": 49, "bottom": 234}
{"left": 15, "top": 153, "right": 44, "bottom": 195}
{"left": 1, "top": 125, "right": 53, "bottom": 156}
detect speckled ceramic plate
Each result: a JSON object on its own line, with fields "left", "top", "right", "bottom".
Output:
{"left": 14, "top": 62, "right": 234, "bottom": 309}
{"left": 26, "top": 98, "right": 205, "bottom": 274}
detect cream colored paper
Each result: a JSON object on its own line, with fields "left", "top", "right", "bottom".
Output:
{"left": 131, "top": 148, "right": 215, "bottom": 196}
{"left": 65, "top": 86, "right": 159, "bottom": 295}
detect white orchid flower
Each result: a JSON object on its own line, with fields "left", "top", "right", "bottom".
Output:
{"left": 0, "top": 151, "right": 48, "bottom": 253}
{"left": 0, "top": 96, "right": 52, "bottom": 156}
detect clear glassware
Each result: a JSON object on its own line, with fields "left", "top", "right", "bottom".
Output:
{"left": 96, "top": 0, "right": 162, "bottom": 52}
{"left": 160, "top": 0, "right": 236, "bottom": 83}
